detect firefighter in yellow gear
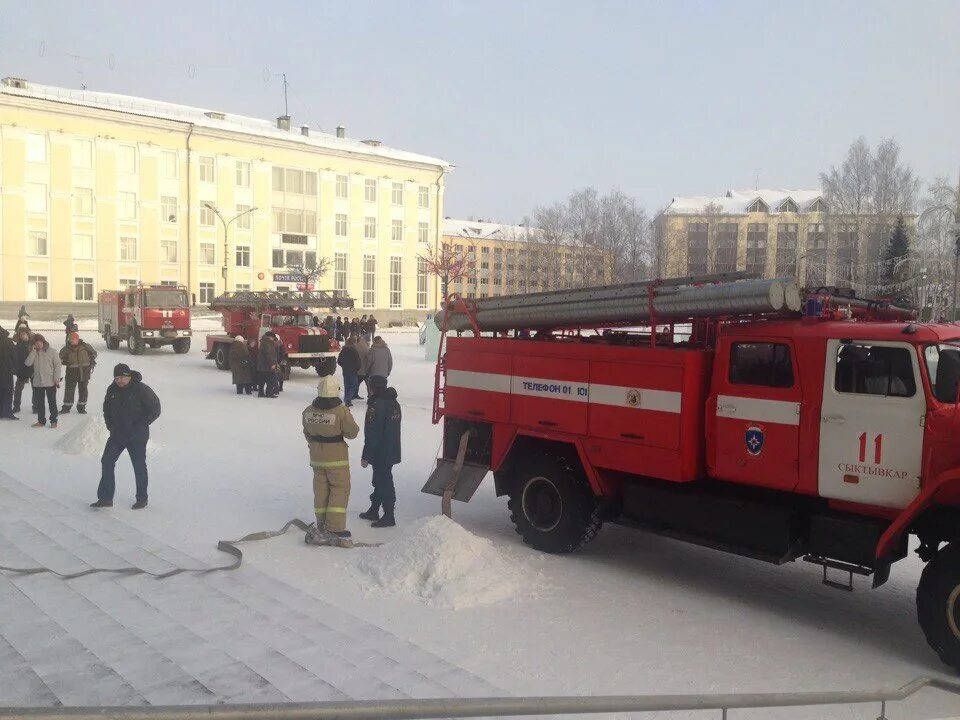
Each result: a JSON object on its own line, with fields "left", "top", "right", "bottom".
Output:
{"left": 302, "top": 373, "right": 359, "bottom": 543}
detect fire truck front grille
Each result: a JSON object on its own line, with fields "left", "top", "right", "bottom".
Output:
{"left": 298, "top": 335, "right": 331, "bottom": 354}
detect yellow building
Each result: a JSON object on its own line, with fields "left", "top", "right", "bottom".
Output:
{"left": 655, "top": 188, "right": 915, "bottom": 289}
{"left": 0, "top": 77, "right": 451, "bottom": 319}
{"left": 442, "top": 218, "right": 610, "bottom": 299}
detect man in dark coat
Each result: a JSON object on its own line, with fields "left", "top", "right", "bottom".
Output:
{"left": 229, "top": 336, "right": 254, "bottom": 394}
{"left": 13, "top": 328, "right": 33, "bottom": 414}
{"left": 359, "top": 375, "right": 402, "bottom": 528}
{"left": 63, "top": 314, "right": 79, "bottom": 345}
{"left": 0, "top": 327, "right": 17, "bottom": 419}
{"left": 91, "top": 363, "right": 161, "bottom": 510}
{"left": 257, "top": 333, "right": 279, "bottom": 398}
{"left": 337, "top": 337, "right": 362, "bottom": 407}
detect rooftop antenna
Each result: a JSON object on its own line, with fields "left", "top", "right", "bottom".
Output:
{"left": 274, "top": 72, "right": 290, "bottom": 116}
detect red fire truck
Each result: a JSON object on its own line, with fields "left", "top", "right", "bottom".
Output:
{"left": 205, "top": 290, "right": 353, "bottom": 374}
{"left": 426, "top": 274, "right": 960, "bottom": 671}
{"left": 98, "top": 284, "right": 192, "bottom": 355}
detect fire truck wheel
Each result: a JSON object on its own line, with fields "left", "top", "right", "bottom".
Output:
{"left": 507, "top": 455, "right": 601, "bottom": 554}
{"left": 917, "top": 543, "right": 960, "bottom": 672}
{"left": 173, "top": 338, "right": 191, "bottom": 354}
{"left": 214, "top": 345, "right": 229, "bottom": 370}
{"left": 127, "top": 333, "right": 145, "bottom": 355}
{"left": 105, "top": 329, "right": 120, "bottom": 350}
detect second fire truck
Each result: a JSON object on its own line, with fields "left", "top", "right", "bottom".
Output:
{"left": 97, "top": 284, "right": 192, "bottom": 355}
{"left": 426, "top": 273, "right": 960, "bottom": 672}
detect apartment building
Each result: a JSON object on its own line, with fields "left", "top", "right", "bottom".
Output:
{"left": 0, "top": 77, "right": 451, "bottom": 318}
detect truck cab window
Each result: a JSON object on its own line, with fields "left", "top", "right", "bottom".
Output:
{"left": 835, "top": 343, "right": 915, "bottom": 397}
{"left": 728, "top": 342, "right": 793, "bottom": 387}
{"left": 925, "top": 344, "right": 960, "bottom": 403}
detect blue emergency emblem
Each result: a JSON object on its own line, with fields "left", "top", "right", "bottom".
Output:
{"left": 745, "top": 426, "right": 764, "bottom": 456}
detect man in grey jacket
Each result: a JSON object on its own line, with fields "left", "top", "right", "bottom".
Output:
{"left": 24, "top": 334, "right": 62, "bottom": 428}
{"left": 366, "top": 336, "right": 393, "bottom": 383}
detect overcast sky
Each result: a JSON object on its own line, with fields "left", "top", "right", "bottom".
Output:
{"left": 2, "top": 0, "right": 958, "bottom": 223}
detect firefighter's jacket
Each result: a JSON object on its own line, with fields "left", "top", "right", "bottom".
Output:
{"left": 302, "top": 396, "right": 360, "bottom": 469}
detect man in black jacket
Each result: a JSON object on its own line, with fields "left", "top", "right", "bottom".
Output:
{"left": 91, "top": 363, "right": 161, "bottom": 510}
{"left": 359, "top": 375, "right": 401, "bottom": 528}
{"left": 0, "top": 327, "right": 17, "bottom": 419}
{"left": 337, "top": 337, "right": 362, "bottom": 406}
{"left": 13, "top": 328, "right": 33, "bottom": 414}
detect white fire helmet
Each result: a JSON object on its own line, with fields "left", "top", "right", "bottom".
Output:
{"left": 317, "top": 374, "right": 341, "bottom": 399}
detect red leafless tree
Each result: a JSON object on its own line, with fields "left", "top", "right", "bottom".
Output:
{"left": 419, "top": 242, "right": 474, "bottom": 304}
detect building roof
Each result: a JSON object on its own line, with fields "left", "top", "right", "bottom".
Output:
{"left": 0, "top": 77, "right": 452, "bottom": 170}
{"left": 665, "top": 188, "right": 823, "bottom": 215}
{"left": 442, "top": 218, "right": 540, "bottom": 242}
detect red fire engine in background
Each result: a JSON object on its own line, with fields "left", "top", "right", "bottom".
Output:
{"left": 97, "top": 284, "right": 192, "bottom": 355}
{"left": 205, "top": 290, "right": 353, "bottom": 374}
{"left": 426, "top": 273, "right": 960, "bottom": 671}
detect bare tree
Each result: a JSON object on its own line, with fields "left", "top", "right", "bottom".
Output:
{"left": 283, "top": 256, "right": 334, "bottom": 290}
{"left": 916, "top": 175, "right": 960, "bottom": 318}
{"left": 419, "top": 242, "right": 474, "bottom": 304}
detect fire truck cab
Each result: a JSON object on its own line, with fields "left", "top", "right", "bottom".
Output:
{"left": 428, "top": 277, "right": 960, "bottom": 672}
{"left": 97, "top": 284, "right": 192, "bottom": 355}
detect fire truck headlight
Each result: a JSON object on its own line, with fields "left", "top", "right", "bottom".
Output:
{"left": 287, "top": 343, "right": 294, "bottom": 349}
{"left": 142, "top": 331, "right": 154, "bottom": 337}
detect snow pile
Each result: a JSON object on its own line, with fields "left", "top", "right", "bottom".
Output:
{"left": 54, "top": 415, "right": 161, "bottom": 457}
{"left": 352, "top": 516, "right": 531, "bottom": 609}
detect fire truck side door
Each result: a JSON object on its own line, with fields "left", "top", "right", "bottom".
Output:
{"left": 710, "top": 339, "right": 800, "bottom": 491}
{"left": 818, "top": 339, "right": 923, "bottom": 508}
{"left": 259, "top": 314, "right": 272, "bottom": 339}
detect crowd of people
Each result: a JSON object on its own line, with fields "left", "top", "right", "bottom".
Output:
{"left": 2, "top": 305, "right": 403, "bottom": 542}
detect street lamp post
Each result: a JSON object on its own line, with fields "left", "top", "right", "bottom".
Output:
{"left": 204, "top": 203, "right": 257, "bottom": 293}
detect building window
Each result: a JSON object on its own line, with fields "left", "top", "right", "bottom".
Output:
{"left": 75, "top": 277, "right": 94, "bottom": 302}
{"left": 391, "top": 219, "right": 403, "bottom": 243}
{"left": 161, "top": 196, "right": 178, "bottom": 223}
{"left": 272, "top": 249, "right": 284, "bottom": 267}
{"left": 747, "top": 199, "right": 768, "bottom": 213}
{"left": 26, "top": 133, "right": 47, "bottom": 163}
{"left": 715, "top": 223, "right": 738, "bottom": 273}
{"left": 418, "top": 222, "right": 430, "bottom": 244}
{"left": 119, "top": 278, "right": 139, "bottom": 290}
{"left": 118, "top": 191, "right": 137, "bottom": 220}
{"left": 364, "top": 179, "right": 377, "bottom": 203}
{"left": 235, "top": 283, "right": 251, "bottom": 292}
{"left": 389, "top": 256, "right": 402, "bottom": 309}
{"left": 161, "top": 239, "right": 177, "bottom": 262}
{"left": 236, "top": 204, "right": 252, "bottom": 230}
{"left": 417, "top": 257, "right": 428, "bottom": 309}
{"left": 746, "top": 223, "right": 768, "bottom": 276}
{"left": 28, "top": 231, "right": 48, "bottom": 256}
{"left": 200, "top": 242, "right": 215, "bottom": 265}
{"left": 779, "top": 199, "right": 799, "bottom": 213}
{"left": 810, "top": 199, "right": 827, "bottom": 213}
{"left": 162, "top": 150, "right": 178, "bottom": 178}
{"left": 27, "top": 275, "right": 48, "bottom": 301}
{"left": 776, "top": 223, "right": 798, "bottom": 277}
{"left": 160, "top": 280, "right": 178, "bottom": 287}
{"left": 73, "top": 233, "right": 94, "bottom": 259}
{"left": 200, "top": 205, "right": 215, "bottom": 226}
{"left": 334, "top": 252, "right": 347, "bottom": 293}
{"left": 26, "top": 183, "right": 47, "bottom": 213}
{"left": 364, "top": 216, "right": 377, "bottom": 240}
{"left": 120, "top": 236, "right": 138, "bottom": 261}
{"left": 306, "top": 251, "right": 317, "bottom": 270}
{"left": 199, "top": 282, "right": 216, "bottom": 304}
{"left": 236, "top": 246, "right": 251, "bottom": 267}
{"left": 69, "top": 187, "right": 92, "bottom": 216}
{"left": 285, "top": 250, "right": 304, "bottom": 267}
{"left": 336, "top": 214, "right": 348, "bottom": 237}
{"left": 199, "top": 156, "right": 215, "bottom": 183}
{"left": 235, "top": 161, "right": 251, "bottom": 187}
{"left": 806, "top": 223, "right": 827, "bottom": 285}
{"left": 118, "top": 145, "right": 137, "bottom": 173}
{"left": 687, "top": 222, "right": 708, "bottom": 275}
{"left": 73, "top": 139, "right": 93, "bottom": 168}
{"left": 363, "top": 254, "right": 376, "bottom": 308}
{"left": 336, "top": 174, "right": 348, "bottom": 199}
{"left": 418, "top": 185, "right": 429, "bottom": 209}
{"left": 391, "top": 182, "right": 404, "bottom": 206}
{"left": 271, "top": 166, "right": 318, "bottom": 233}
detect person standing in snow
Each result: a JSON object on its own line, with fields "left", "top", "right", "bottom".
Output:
{"left": 366, "top": 336, "right": 393, "bottom": 383}
{"left": 229, "top": 336, "right": 254, "bottom": 394}
{"left": 257, "top": 333, "right": 279, "bottom": 398}
{"left": 337, "top": 337, "right": 362, "bottom": 407}
{"left": 91, "top": 363, "right": 161, "bottom": 509}
{"left": 360, "top": 375, "right": 402, "bottom": 528}
{"left": 0, "top": 327, "right": 17, "bottom": 420}
{"left": 302, "top": 372, "right": 360, "bottom": 544}
{"left": 59, "top": 332, "right": 97, "bottom": 414}
{"left": 13, "top": 328, "right": 33, "bottom": 415}
{"left": 25, "top": 334, "right": 62, "bottom": 428}
{"left": 63, "top": 314, "right": 78, "bottom": 345}
{"left": 354, "top": 333, "right": 370, "bottom": 400}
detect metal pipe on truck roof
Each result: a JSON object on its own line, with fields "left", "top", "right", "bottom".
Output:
{"left": 435, "top": 278, "right": 801, "bottom": 333}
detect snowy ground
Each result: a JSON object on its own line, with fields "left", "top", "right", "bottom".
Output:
{"left": 2, "top": 321, "right": 960, "bottom": 719}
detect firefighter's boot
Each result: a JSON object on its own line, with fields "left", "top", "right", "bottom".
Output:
{"left": 371, "top": 507, "right": 395, "bottom": 528}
